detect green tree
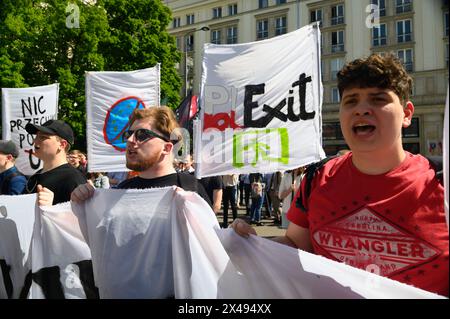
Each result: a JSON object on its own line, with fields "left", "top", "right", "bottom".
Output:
{"left": 0, "top": 0, "right": 181, "bottom": 150}
{"left": 101, "top": 0, "right": 181, "bottom": 108}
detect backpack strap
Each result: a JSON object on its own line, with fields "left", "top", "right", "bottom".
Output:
{"left": 424, "top": 155, "right": 443, "bottom": 185}
{"left": 295, "top": 156, "right": 336, "bottom": 213}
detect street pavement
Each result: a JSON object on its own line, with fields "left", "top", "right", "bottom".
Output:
{"left": 215, "top": 206, "right": 286, "bottom": 238}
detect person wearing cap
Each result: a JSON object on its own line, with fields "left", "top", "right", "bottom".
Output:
{"left": 36, "top": 107, "right": 210, "bottom": 208}
{"left": 0, "top": 140, "right": 27, "bottom": 195}
{"left": 23, "top": 119, "right": 86, "bottom": 205}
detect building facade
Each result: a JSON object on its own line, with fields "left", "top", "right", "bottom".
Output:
{"left": 165, "top": 0, "right": 449, "bottom": 156}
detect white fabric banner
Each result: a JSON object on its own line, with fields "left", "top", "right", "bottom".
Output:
{"left": 29, "top": 201, "right": 96, "bottom": 299}
{"left": 218, "top": 230, "right": 444, "bottom": 299}
{"left": 1, "top": 84, "right": 59, "bottom": 175}
{"left": 195, "top": 24, "right": 325, "bottom": 178}
{"left": 85, "top": 66, "right": 160, "bottom": 173}
{"left": 71, "top": 188, "right": 442, "bottom": 299}
{"left": 0, "top": 194, "right": 35, "bottom": 299}
{"left": 1, "top": 190, "right": 444, "bottom": 299}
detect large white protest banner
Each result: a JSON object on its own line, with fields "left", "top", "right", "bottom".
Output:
{"left": 218, "top": 230, "right": 445, "bottom": 299}
{"left": 85, "top": 66, "right": 160, "bottom": 173}
{"left": 1, "top": 84, "right": 59, "bottom": 175}
{"left": 71, "top": 187, "right": 223, "bottom": 298}
{"left": 0, "top": 194, "right": 35, "bottom": 299}
{"left": 1, "top": 190, "right": 443, "bottom": 299}
{"left": 69, "top": 188, "right": 441, "bottom": 299}
{"left": 195, "top": 23, "right": 325, "bottom": 178}
{"left": 28, "top": 201, "right": 97, "bottom": 299}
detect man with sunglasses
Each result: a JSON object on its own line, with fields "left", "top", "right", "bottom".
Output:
{"left": 24, "top": 120, "right": 87, "bottom": 205}
{"left": 67, "top": 106, "right": 210, "bottom": 205}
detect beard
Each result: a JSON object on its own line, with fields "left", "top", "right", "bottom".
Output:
{"left": 126, "top": 151, "right": 161, "bottom": 172}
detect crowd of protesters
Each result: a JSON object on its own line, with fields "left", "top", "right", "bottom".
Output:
{"left": 1, "top": 53, "right": 448, "bottom": 297}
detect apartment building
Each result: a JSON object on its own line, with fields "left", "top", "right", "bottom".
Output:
{"left": 165, "top": 0, "right": 449, "bottom": 156}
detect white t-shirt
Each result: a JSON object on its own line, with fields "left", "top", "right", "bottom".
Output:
{"left": 278, "top": 171, "right": 303, "bottom": 214}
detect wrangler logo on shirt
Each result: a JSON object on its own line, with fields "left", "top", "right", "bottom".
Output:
{"left": 312, "top": 208, "right": 440, "bottom": 277}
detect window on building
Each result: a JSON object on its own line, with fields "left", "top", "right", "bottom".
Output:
{"left": 228, "top": 3, "right": 238, "bottom": 16}
{"left": 331, "top": 4, "right": 344, "bottom": 25}
{"left": 173, "top": 17, "right": 181, "bottom": 28}
{"left": 213, "top": 7, "right": 222, "bottom": 19}
{"left": 257, "top": 19, "right": 269, "bottom": 40}
{"left": 323, "top": 122, "right": 344, "bottom": 140}
{"left": 276, "top": 0, "right": 287, "bottom": 4}
{"left": 396, "top": 0, "right": 412, "bottom": 14}
{"left": 445, "top": 12, "right": 449, "bottom": 37}
{"left": 275, "top": 16, "right": 287, "bottom": 36}
{"left": 402, "top": 117, "right": 419, "bottom": 137}
{"left": 211, "top": 30, "right": 221, "bottom": 44}
{"left": 185, "top": 34, "right": 194, "bottom": 52}
{"left": 176, "top": 36, "right": 181, "bottom": 50}
{"left": 397, "top": 19, "right": 412, "bottom": 43}
{"left": 331, "top": 87, "right": 340, "bottom": 103}
{"left": 331, "top": 30, "right": 344, "bottom": 52}
{"left": 310, "top": 9, "right": 322, "bottom": 26}
{"left": 371, "top": 0, "right": 386, "bottom": 17}
{"left": 397, "top": 48, "right": 413, "bottom": 72}
{"left": 227, "top": 26, "right": 238, "bottom": 44}
{"left": 320, "top": 34, "right": 324, "bottom": 53}
{"left": 446, "top": 43, "right": 449, "bottom": 67}
{"left": 186, "top": 14, "right": 194, "bottom": 25}
{"left": 403, "top": 143, "right": 420, "bottom": 154}
{"left": 372, "top": 24, "right": 387, "bottom": 46}
{"left": 321, "top": 60, "right": 325, "bottom": 81}
{"left": 259, "top": 0, "right": 268, "bottom": 9}
{"left": 331, "top": 58, "right": 344, "bottom": 80}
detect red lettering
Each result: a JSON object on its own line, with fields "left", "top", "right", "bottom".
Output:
{"left": 344, "top": 237, "right": 356, "bottom": 249}
{"left": 203, "top": 110, "right": 242, "bottom": 131}
{"left": 372, "top": 240, "right": 384, "bottom": 253}
{"left": 318, "top": 232, "right": 331, "bottom": 245}
{"left": 397, "top": 243, "right": 409, "bottom": 257}
{"left": 357, "top": 238, "right": 370, "bottom": 252}
{"left": 386, "top": 242, "right": 395, "bottom": 255}
{"left": 333, "top": 235, "right": 342, "bottom": 248}
{"left": 410, "top": 244, "right": 424, "bottom": 258}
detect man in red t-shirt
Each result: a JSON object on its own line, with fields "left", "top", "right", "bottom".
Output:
{"left": 231, "top": 54, "right": 448, "bottom": 296}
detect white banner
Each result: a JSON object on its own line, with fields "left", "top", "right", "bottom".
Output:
{"left": 0, "top": 194, "right": 35, "bottom": 299}
{"left": 1, "top": 84, "right": 59, "bottom": 175}
{"left": 0, "top": 190, "right": 445, "bottom": 299}
{"left": 29, "top": 201, "right": 96, "bottom": 299}
{"left": 85, "top": 66, "right": 160, "bottom": 173}
{"left": 71, "top": 188, "right": 442, "bottom": 299}
{"left": 195, "top": 24, "right": 325, "bottom": 178}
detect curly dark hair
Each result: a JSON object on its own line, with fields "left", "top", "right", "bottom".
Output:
{"left": 337, "top": 53, "right": 413, "bottom": 104}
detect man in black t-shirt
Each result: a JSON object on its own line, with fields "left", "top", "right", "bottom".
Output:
{"left": 24, "top": 120, "right": 86, "bottom": 205}
{"left": 199, "top": 175, "right": 223, "bottom": 213}
{"left": 53, "top": 107, "right": 210, "bottom": 206}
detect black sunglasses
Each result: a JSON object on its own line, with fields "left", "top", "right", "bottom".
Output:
{"left": 122, "top": 128, "right": 170, "bottom": 143}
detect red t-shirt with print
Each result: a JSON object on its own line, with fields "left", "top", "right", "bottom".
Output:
{"left": 287, "top": 152, "right": 449, "bottom": 296}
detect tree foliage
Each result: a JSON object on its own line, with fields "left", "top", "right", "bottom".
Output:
{"left": 0, "top": 0, "right": 181, "bottom": 150}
